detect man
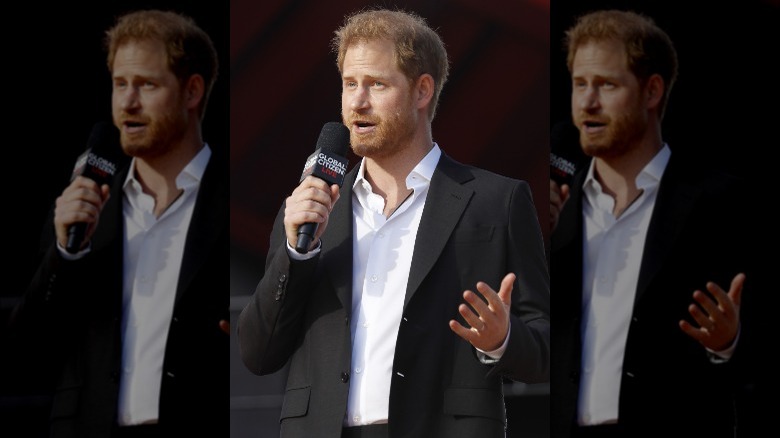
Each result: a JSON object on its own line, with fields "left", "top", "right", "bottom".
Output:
{"left": 550, "top": 10, "right": 749, "bottom": 438}
{"left": 9, "top": 10, "right": 228, "bottom": 437}
{"left": 238, "top": 9, "right": 550, "bottom": 438}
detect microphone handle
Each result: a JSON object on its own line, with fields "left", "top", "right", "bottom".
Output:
{"left": 295, "top": 223, "right": 317, "bottom": 254}
{"left": 66, "top": 222, "right": 88, "bottom": 254}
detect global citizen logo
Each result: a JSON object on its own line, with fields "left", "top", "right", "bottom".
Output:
{"left": 550, "top": 152, "right": 575, "bottom": 178}
{"left": 86, "top": 151, "right": 118, "bottom": 178}
{"left": 301, "top": 149, "right": 348, "bottom": 183}
{"left": 316, "top": 152, "right": 347, "bottom": 178}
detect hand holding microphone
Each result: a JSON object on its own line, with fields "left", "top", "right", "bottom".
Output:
{"left": 283, "top": 122, "right": 350, "bottom": 253}
{"left": 54, "top": 122, "right": 127, "bottom": 253}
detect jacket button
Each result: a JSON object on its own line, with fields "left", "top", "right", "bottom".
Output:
{"left": 341, "top": 372, "right": 350, "bottom": 383}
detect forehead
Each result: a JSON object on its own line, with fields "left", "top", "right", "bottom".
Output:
{"left": 571, "top": 39, "right": 631, "bottom": 78}
{"left": 112, "top": 39, "right": 171, "bottom": 75}
{"left": 342, "top": 38, "right": 400, "bottom": 75}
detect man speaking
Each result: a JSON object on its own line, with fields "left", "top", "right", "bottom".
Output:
{"left": 238, "top": 9, "right": 550, "bottom": 438}
{"left": 9, "top": 10, "right": 228, "bottom": 437}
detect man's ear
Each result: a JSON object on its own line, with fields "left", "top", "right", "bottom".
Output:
{"left": 645, "top": 74, "right": 664, "bottom": 111}
{"left": 415, "top": 73, "right": 434, "bottom": 112}
{"left": 184, "top": 74, "right": 205, "bottom": 111}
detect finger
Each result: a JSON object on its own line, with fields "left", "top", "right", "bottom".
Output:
{"left": 458, "top": 300, "right": 484, "bottom": 331}
{"left": 330, "top": 184, "right": 341, "bottom": 209}
{"left": 463, "top": 290, "right": 491, "bottom": 321}
{"left": 58, "top": 186, "right": 105, "bottom": 206}
{"left": 687, "top": 303, "right": 713, "bottom": 331}
{"left": 725, "top": 273, "right": 745, "bottom": 308}
{"left": 449, "top": 319, "right": 477, "bottom": 343}
{"left": 692, "top": 290, "right": 722, "bottom": 320}
{"left": 496, "top": 273, "right": 516, "bottom": 306}
{"left": 290, "top": 186, "right": 335, "bottom": 210}
{"left": 100, "top": 184, "right": 111, "bottom": 203}
{"left": 679, "top": 319, "right": 707, "bottom": 343}
{"left": 560, "top": 184, "right": 570, "bottom": 202}
{"left": 474, "top": 274, "right": 514, "bottom": 312}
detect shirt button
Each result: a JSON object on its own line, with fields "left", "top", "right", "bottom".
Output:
{"left": 370, "top": 275, "right": 378, "bottom": 282}
{"left": 362, "top": 322, "right": 369, "bottom": 328}
{"left": 353, "top": 415, "right": 360, "bottom": 423}
{"left": 355, "top": 367, "right": 362, "bottom": 373}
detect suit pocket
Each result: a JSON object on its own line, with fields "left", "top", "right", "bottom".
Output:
{"left": 448, "top": 226, "right": 495, "bottom": 244}
{"left": 280, "top": 386, "right": 311, "bottom": 420}
{"left": 442, "top": 387, "right": 505, "bottom": 421}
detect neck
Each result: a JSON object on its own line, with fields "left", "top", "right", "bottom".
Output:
{"left": 363, "top": 127, "right": 432, "bottom": 216}
{"left": 593, "top": 124, "right": 662, "bottom": 217}
{"left": 364, "top": 131, "right": 432, "bottom": 195}
{"left": 133, "top": 123, "right": 203, "bottom": 217}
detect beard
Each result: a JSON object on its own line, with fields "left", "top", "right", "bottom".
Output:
{"left": 344, "top": 102, "right": 417, "bottom": 160}
{"left": 115, "top": 105, "right": 188, "bottom": 160}
{"left": 575, "top": 105, "right": 647, "bottom": 160}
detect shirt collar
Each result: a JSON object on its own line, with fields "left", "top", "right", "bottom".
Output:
{"left": 123, "top": 143, "right": 211, "bottom": 194}
{"left": 584, "top": 143, "right": 671, "bottom": 195}
{"left": 353, "top": 143, "right": 441, "bottom": 193}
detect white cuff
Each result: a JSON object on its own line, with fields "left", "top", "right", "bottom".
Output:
{"left": 476, "top": 323, "right": 511, "bottom": 363}
{"left": 56, "top": 241, "right": 91, "bottom": 261}
{"left": 286, "top": 239, "right": 321, "bottom": 261}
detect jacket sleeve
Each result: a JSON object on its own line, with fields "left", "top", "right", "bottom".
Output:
{"left": 237, "top": 203, "right": 320, "bottom": 375}
{"left": 490, "top": 180, "right": 551, "bottom": 383}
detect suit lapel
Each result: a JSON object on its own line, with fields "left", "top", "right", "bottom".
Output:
{"left": 552, "top": 169, "right": 587, "bottom": 323}
{"left": 175, "top": 150, "right": 228, "bottom": 307}
{"left": 322, "top": 167, "right": 358, "bottom": 313}
{"left": 405, "top": 154, "right": 474, "bottom": 309}
{"left": 635, "top": 157, "right": 700, "bottom": 303}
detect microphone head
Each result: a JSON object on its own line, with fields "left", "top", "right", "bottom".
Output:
{"left": 316, "top": 122, "right": 350, "bottom": 157}
{"left": 299, "top": 122, "right": 351, "bottom": 186}
{"left": 71, "top": 122, "right": 128, "bottom": 185}
{"left": 86, "top": 121, "right": 121, "bottom": 153}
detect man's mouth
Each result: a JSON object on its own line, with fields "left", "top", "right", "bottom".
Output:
{"left": 582, "top": 120, "right": 606, "bottom": 134}
{"left": 122, "top": 120, "right": 147, "bottom": 134}
{"left": 353, "top": 120, "right": 377, "bottom": 134}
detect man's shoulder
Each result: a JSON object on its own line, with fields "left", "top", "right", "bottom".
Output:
{"left": 436, "top": 153, "right": 529, "bottom": 189}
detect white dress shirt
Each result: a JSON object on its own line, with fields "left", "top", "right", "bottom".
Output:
{"left": 116, "top": 145, "right": 210, "bottom": 425}
{"left": 344, "top": 145, "right": 440, "bottom": 426}
{"left": 577, "top": 145, "right": 669, "bottom": 426}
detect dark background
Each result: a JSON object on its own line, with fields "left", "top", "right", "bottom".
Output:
{"left": 1, "top": 1, "right": 228, "bottom": 435}
{"left": 552, "top": 0, "right": 779, "bottom": 177}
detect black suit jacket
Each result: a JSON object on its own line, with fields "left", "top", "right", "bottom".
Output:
{"left": 550, "top": 154, "right": 750, "bottom": 438}
{"left": 11, "top": 149, "right": 228, "bottom": 437}
{"left": 238, "top": 152, "right": 550, "bottom": 438}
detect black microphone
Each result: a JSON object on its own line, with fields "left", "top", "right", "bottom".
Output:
{"left": 65, "top": 122, "right": 128, "bottom": 253}
{"left": 295, "top": 122, "right": 350, "bottom": 254}
{"left": 550, "top": 120, "right": 588, "bottom": 186}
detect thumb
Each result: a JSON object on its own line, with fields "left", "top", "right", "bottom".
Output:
{"left": 498, "top": 273, "right": 516, "bottom": 306}
{"left": 729, "top": 273, "right": 746, "bottom": 307}
{"left": 560, "top": 184, "right": 570, "bottom": 202}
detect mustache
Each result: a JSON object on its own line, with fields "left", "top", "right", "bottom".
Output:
{"left": 344, "top": 112, "right": 381, "bottom": 125}
{"left": 117, "top": 113, "right": 150, "bottom": 124}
